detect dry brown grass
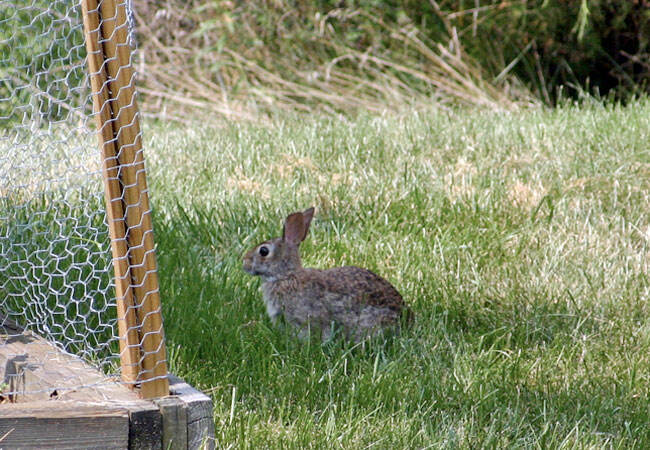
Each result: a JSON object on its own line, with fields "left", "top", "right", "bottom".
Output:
{"left": 132, "top": 1, "right": 535, "bottom": 122}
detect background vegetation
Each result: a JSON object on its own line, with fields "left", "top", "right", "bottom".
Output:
{"left": 134, "top": 0, "right": 649, "bottom": 120}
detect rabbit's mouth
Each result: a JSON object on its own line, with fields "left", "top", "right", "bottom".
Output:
{"left": 242, "top": 263, "right": 261, "bottom": 276}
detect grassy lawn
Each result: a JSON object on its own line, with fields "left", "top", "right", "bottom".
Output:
{"left": 146, "top": 100, "right": 649, "bottom": 448}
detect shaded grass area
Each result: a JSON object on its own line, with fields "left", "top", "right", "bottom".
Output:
{"left": 147, "top": 100, "right": 649, "bottom": 447}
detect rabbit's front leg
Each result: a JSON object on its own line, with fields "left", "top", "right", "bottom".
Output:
{"left": 297, "top": 326, "right": 312, "bottom": 341}
{"left": 263, "top": 295, "right": 282, "bottom": 325}
{"left": 320, "top": 322, "right": 336, "bottom": 343}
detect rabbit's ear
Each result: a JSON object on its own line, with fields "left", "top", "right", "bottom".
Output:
{"left": 283, "top": 207, "right": 315, "bottom": 245}
{"left": 302, "top": 207, "right": 315, "bottom": 233}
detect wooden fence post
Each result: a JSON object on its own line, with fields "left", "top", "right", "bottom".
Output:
{"left": 81, "top": 0, "right": 169, "bottom": 399}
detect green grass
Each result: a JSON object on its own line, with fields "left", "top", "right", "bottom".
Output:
{"left": 145, "top": 99, "right": 650, "bottom": 448}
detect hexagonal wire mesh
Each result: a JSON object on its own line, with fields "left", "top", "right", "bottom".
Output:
{"left": 0, "top": 0, "right": 168, "bottom": 401}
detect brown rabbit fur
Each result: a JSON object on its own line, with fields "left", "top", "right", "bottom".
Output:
{"left": 243, "top": 207, "right": 412, "bottom": 342}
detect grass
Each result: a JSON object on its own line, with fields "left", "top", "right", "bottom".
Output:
{"left": 145, "top": 99, "right": 650, "bottom": 448}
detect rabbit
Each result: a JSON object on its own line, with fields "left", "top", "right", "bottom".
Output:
{"left": 243, "top": 207, "right": 412, "bottom": 342}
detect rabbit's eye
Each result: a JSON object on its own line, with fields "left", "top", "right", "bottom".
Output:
{"left": 259, "top": 246, "right": 270, "bottom": 257}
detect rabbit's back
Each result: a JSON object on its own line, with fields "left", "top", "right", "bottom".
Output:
{"left": 263, "top": 266, "right": 408, "bottom": 339}
{"left": 321, "top": 266, "right": 404, "bottom": 311}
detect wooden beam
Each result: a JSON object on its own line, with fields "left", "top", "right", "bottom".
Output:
{"left": 96, "top": 0, "right": 169, "bottom": 400}
{"left": 154, "top": 396, "right": 188, "bottom": 450}
{"left": 128, "top": 403, "right": 163, "bottom": 450}
{"left": 80, "top": 0, "right": 140, "bottom": 386}
{"left": 0, "top": 401, "right": 129, "bottom": 449}
{"left": 81, "top": 0, "right": 168, "bottom": 398}
{"left": 169, "top": 375, "right": 216, "bottom": 449}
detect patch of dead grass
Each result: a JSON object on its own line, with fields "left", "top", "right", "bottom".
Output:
{"left": 507, "top": 179, "right": 546, "bottom": 211}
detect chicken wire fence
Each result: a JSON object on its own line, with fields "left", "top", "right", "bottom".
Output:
{"left": 0, "top": 0, "right": 168, "bottom": 400}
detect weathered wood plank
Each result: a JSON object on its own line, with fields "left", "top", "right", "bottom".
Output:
{"left": 169, "top": 375, "right": 215, "bottom": 450}
{"left": 128, "top": 401, "right": 162, "bottom": 450}
{"left": 0, "top": 319, "right": 216, "bottom": 449}
{"left": 0, "top": 401, "right": 129, "bottom": 449}
{"left": 155, "top": 396, "right": 187, "bottom": 450}
{"left": 0, "top": 326, "right": 145, "bottom": 404}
